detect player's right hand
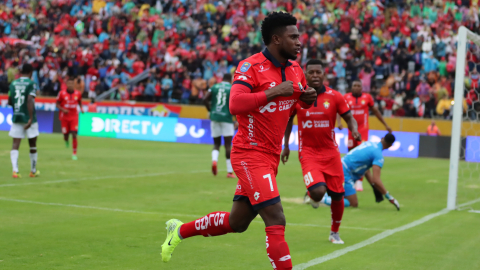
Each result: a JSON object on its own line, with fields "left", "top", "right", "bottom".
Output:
{"left": 352, "top": 130, "right": 362, "bottom": 141}
{"left": 338, "top": 123, "right": 344, "bottom": 130}
{"left": 62, "top": 108, "right": 69, "bottom": 113}
{"left": 275, "top": 81, "right": 294, "bottom": 97}
{"left": 24, "top": 120, "right": 32, "bottom": 130}
{"left": 281, "top": 148, "right": 290, "bottom": 164}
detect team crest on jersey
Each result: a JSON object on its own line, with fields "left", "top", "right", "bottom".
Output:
{"left": 361, "top": 100, "right": 365, "bottom": 105}
{"left": 323, "top": 101, "right": 330, "bottom": 109}
{"left": 240, "top": 62, "right": 251, "bottom": 72}
{"left": 298, "top": 82, "right": 304, "bottom": 91}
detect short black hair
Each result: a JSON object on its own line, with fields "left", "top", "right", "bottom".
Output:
{"left": 352, "top": 79, "right": 362, "bottom": 84}
{"left": 384, "top": 133, "right": 396, "bottom": 144}
{"left": 21, "top": 63, "right": 33, "bottom": 74}
{"left": 306, "top": 59, "right": 323, "bottom": 69}
{"left": 223, "top": 73, "right": 232, "bottom": 82}
{"left": 261, "top": 12, "right": 297, "bottom": 45}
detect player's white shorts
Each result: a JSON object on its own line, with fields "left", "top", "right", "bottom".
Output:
{"left": 210, "top": 121, "right": 234, "bottom": 138}
{"left": 88, "top": 90, "right": 97, "bottom": 99}
{"left": 9, "top": 122, "right": 39, "bottom": 139}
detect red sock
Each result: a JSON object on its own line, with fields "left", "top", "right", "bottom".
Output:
{"left": 330, "top": 198, "right": 344, "bottom": 233}
{"left": 265, "top": 225, "right": 292, "bottom": 270}
{"left": 179, "top": 211, "right": 234, "bottom": 239}
{"left": 72, "top": 137, "right": 77, "bottom": 155}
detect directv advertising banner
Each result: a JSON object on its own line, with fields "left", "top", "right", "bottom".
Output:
{"left": 465, "top": 136, "right": 480, "bottom": 162}
{"left": 283, "top": 127, "right": 419, "bottom": 158}
{"left": 79, "top": 113, "right": 177, "bottom": 142}
{"left": 0, "top": 108, "right": 54, "bottom": 133}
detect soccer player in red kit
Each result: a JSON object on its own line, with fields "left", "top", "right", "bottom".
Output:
{"left": 161, "top": 12, "right": 317, "bottom": 270}
{"left": 281, "top": 60, "right": 361, "bottom": 244}
{"left": 341, "top": 80, "right": 392, "bottom": 191}
{"left": 56, "top": 78, "right": 84, "bottom": 160}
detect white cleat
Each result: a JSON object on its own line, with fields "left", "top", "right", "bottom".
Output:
{"left": 329, "top": 232, "right": 344, "bottom": 244}
{"left": 355, "top": 180, "right": 364, "bottom": 191}
{"left": 304, "top": 192, "right": 320, "bottom": 209}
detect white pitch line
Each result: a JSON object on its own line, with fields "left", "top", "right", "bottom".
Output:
{"left": 286, "top": 222, "right": 385, "bottom": 231}
{"left": 0, "top": 197, "right": 381, "bottom": 231}
{"left": 0, "top": 169, "right": 216, "bottom": 188}
{"left": 469, "top": 210, "right": 480, "bottom": 214}
{"left": 293, "top": 197, "right": 480, "bottom": 270}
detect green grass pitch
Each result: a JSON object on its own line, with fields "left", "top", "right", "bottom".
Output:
{"left": 1, "top": 132, "right": 479, "bottom": 270}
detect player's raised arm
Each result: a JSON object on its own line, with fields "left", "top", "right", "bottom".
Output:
{"left": 370, "top": 104, "right": 392, "bottom": 133}
{"left": 281, "top": 113, "right": 296, "bottom": 164}
{"left": 229, "top": 80, "right": 294, "bottom": 115}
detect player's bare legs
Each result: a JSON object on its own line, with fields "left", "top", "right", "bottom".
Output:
{"left": 224, "top": 136, "right": 235, "bottom": 178}
{"left": 71, "top": 131, "right": 78, "bottom": 160}
{"left": 63, "top": 132, "right": 69, "bottom": 148}
{"left": 345, "top": 194, "right": 358, "bottom": 208}
{"left": 211, "top": 137, "right": 221, "bottom": 176}
{"left": 28, "top": 137, "right": 39, "bottom": 177}
{"left": 11, "top": 138, "right": 22, "bottom": 178}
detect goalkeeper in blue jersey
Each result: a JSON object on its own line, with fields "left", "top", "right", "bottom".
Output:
{"left": 319, "top": 133, "right": 400, "bottom": 210}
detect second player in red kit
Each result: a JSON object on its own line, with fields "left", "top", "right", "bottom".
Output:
{"left": 282, "top": 60, "right": 361, "bottom": 244}
{"left": 56, "top": 78, "right": 83, "bottom": 160}
{"left": 160, "top": 12, "right": 317, "bottom": 270}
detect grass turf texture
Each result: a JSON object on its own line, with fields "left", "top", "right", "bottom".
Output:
{"left": 1, "top": 132, "right": 479, "bottom": 270}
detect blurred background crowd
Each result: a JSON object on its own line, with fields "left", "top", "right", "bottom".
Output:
{"left": 1, "top": 0, "right": 480, "bottom": 119}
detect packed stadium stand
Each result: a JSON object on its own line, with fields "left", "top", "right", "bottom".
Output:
{"left": 0, "top": 0, "right": 479, "bottom": 119}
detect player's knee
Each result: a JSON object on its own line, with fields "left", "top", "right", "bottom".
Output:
{"left": 350, "top": 201, "right": 358, "bottom": 208}
{"left": 229, "top": 219, "right": 250, "bottom": 233}
{"left": 309, "top": 186, "right": 326, "bottom": 202}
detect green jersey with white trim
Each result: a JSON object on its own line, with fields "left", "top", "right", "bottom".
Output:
{"left": 209, "top": 81, "right": 233, "bottom": 123}
{"left": 8, "top": 77, "right": 37, "bottom": 124}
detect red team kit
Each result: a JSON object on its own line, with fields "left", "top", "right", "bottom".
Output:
{"left": 344, "top": 92, "right": 374, "bottom": 149}
{"left": 56, "top": 90, "right": 82, "bottom": 134}
{"left": 293, "top": 86, "right": 351, "bottom": 195}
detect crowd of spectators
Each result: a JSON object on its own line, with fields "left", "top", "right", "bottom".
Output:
{"left": 1, "top": 0, "right": 480, "bottom": 119}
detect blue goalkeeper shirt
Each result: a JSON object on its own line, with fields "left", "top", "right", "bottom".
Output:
{"left": 342, "top": 141, "right": 385, "bottom": 179}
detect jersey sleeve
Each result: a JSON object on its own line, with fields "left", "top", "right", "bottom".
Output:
{"left": 372, "top": 150, "right": 384, "bottom": 168}
{"left": 367, "top": 94, "right": 374, "bottom": 107}
{"left": 232, "top": 60, "right": 257, "bottom": 91}
{"left": 336, "top": 92, "right": 350, "bottom": 115}
{"left": 29, "top": 82, "right": 37, "bottom": 97}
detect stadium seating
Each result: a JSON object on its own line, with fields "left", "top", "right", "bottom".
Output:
{"left": 0, "top": 0, "right": 479, "bottom": 118}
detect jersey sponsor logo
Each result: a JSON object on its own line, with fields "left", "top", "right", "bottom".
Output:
{"left": 323, "top": 101, "right": 330, "bottom": 109}
{"left": 240, "top": 161, "right": 255, "bottom": 189}
{"left": 259, "top": 99, "right": 297, "bottom": 113}
{"left": 258, "top": 65, "right": 270, "bottom": 72}
{"left": 254, "top": 191, "right": 260, "bottom": 201}
{"left": 236, "top": 184, "right": 242, "bottom": 190}
{"left": 352, "top": 109, "right": 365, "bottom": 115}
{"left": 306, "top": 111, "right": 309, "bottom": 116}
{"left": 240, "top": 62, "right": 252, "bottom": 72}
{"left": 237, "top": 75, "right": 248, "bottom": 81}
{"left": 302, "top": 120, "right": 312, "bottom": 128}
{"left": 247, "top": 114, "right": 255, "bottom": 139}
{"left": 259, "top": 102, "right": 277, "bottom": 113}
{"left": 268, "top": 82, "right": 276, "bottom": 89}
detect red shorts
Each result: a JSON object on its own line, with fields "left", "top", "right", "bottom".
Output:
{"left": 299, "top": 148, "right": 344, "bottom": 195}
{"left": 232, "top": 148, "right": 280, "bottom": 211}
{"left": 61, "top": 118, "right": 79, "bottom": 134}
{"left": 348, "top": 126, "right": 369, "bottom": 150}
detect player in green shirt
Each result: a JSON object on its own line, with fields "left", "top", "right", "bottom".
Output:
{"left": 203, "top": 73, "right": 237, "bottom": 178}
{"left": 7, "top": 64, "right": 40, "bottom": 178}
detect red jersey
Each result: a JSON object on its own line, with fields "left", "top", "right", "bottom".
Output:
{"left": 232, "top": 49, "right": 309, "bottom": 155}
{"left": 57, "top": 90, "right": 82, "bottom": 120}
{"left": 344, "top": 92, "right": 374, "bottom": 127}
{"left": 294, "top": 86, "right": 350, "bottom": 155}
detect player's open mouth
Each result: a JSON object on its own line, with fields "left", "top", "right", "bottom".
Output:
{"left": 295, "top": 48, "right": 301, "bottom": 54}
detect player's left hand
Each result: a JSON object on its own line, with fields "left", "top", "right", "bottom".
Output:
{"left": 352, "top": 130, "right": 362, "bottom": 141}
{"left": 299, "top": 87, "right": 317, "bottom": 105}
{"left": 281, "top": 148, "right": 290, "bottom": 164}
{"left": 386, "top": 125, "right": 393, "bottom": 133}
